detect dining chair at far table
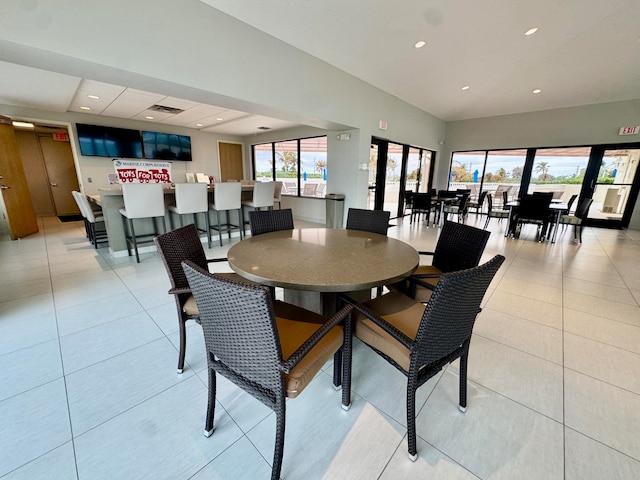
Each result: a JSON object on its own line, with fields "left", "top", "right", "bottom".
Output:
{"left": 346, "top": 207, "right": 391, "bottom": 236}
{"left": 181, "top": 261, "right": 353, "bottom": 480}
{"left": 119, "top": 183, "right": 167, "bottom": 263}
{"left": 483, "top": 191, "right": 510, "bottom": 230}
{"left": 249, "top": 208, "right": 294, "bottom": 236}
{"left": 468, "top": 190, "right": 488, "bottom": 216}
{"left": 558, "top": 197, "right": 593, "bottom": 243}
{"left": 410, "top": 192, "right": 437, "bottom": 226}
{"left": 390, "top": 220, "right": 491, "bottom": 303}
{"left": 154, "top": 223, "right": 244, "bottom": 374}
{"left": 511, "top": 193, "right": 553, "bottom": 242}
{"left": 343, "top": 254, "right": 505, "bottom": 461}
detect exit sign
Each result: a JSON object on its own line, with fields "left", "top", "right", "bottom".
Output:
{"left": 618, "top": 126, "right": 639, "bottom": 135}
{"left": 52, "top": 132, "right": 69, "bottom": 141}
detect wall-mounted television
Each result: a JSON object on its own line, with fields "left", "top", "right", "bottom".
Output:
{"left": 142, "top": 131, "right": 192, "bottom": 161}
{"left": 76, "top": 123, "right": 144, "bottom": 158}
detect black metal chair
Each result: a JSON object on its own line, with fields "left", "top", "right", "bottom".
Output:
{"left": 345, "top": 255, "right": 505, "bottom": 461}
{"left": 484, "top": 191, "right": 510, "bottom": 230}
{"left": 181, "top": 261, "right": 353, "bottom": 480}
{"left": 154, "top": 224, "right": 240, "bottom": 373}
{"left": 249, "top": 208, "right": 294, "bottom": 236}
{"left": 559, "top": 197, "right": 593, "bottom": 243}
{"left": 346, "top": 208, "right": 390, "bottom": 235}
{"left": 410, "top": 192, "right": 437, "bottom": 226}
{"left": 468, "top": 190, "right": 487, "bottom": 216}
{"left": 391, "top": 221, "right": 491, "bottom": 303}
{"left": 512, "top": 193, "right": 553, "bottom": 241}
{"left": 443, "top": 192, "right": 470, "bottom": 222}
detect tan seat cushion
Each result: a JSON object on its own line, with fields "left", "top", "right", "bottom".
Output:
{"left": 354, "top": 291, "right": 425, "bottom": 371}
{"left": 275, "top": 311, "right": 343, "bottom": 398}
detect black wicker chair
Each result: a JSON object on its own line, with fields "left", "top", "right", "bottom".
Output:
{"left": 559, "top": 197, "right": 593, "bottom": 243}
{"left": 512, "top": 193, "right": 553, "bottom": 241}
{"left": 392, "top": 220, "right": 491, "bottom": 303}
{"left": 410, "top": 192, "right": 437, "bottom": 226}
{"left": 346, "top": 208, "right": 390, "bottom": 235}
{"left": 345, "top": 254, "right": 505, "bottom": 461}
{"left": 484, "top": 191, "right": 510, "bottom": 230}
{"left": 181, "top": 261, "right": 353, "bottom": 480}
{"left": 154, "top": 224, "right": 242, "bottom": 373}
{"left": 249, "top": 208, "right": 294, "bottom": 236}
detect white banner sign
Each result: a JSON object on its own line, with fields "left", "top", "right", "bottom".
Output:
{"left": 113, "top": 159, "right": 172, "bottom": 184}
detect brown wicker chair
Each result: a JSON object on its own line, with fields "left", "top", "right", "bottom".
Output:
{"left": 249, "top": 208, "right": 294, "bottom": 236}
{"left": 393, "top": 220, "right": 491, "bottom": 303}
{"left": 154, "top": 224, "right": 241, "bottom": 373}
{"left": 346, "top": 208, "right": 390, "bottom": 235}
{"left": 181, "top": 260, "right": 353, "bottom": 480}
{"left": 345, "top": 254, "right": 505, "bottom": 461}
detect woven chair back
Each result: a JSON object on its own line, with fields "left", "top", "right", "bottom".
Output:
{"left": 154, "top": 224, "right": 208, "bottom": 292}
{"left": 432, "top": 221, "right": 490, "bottom": 273}
{"left": 249, "top": 209, "right": 294, "bottom": 236}
{"left": 182, "top": 261, "right": 283, "bottom": 393}
{"left": 414, "top": 254, "right": 505, "bottom": 367}
{"left": 346, "top": 208, "right": 390, "bottom": 236}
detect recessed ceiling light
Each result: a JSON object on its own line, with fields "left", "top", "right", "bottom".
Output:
{"left": 461, "top": 85, "right": 470, "bottom": 91}
{"left": 196, "top": 123, "right": 203, "bottom": 127}
{"left": 216, "top": 117, "right": 224, "bottom": 121}
{"left": 532, "top": 89, "right": 542, "bottom": 94}
{"left": 145, "top": 116, "right": 154, "bottom": 120}
{"left": 87, "top": 94, "right": 100, "bottom": 99}
{"left": 414, "top": 41, "right": 426, "bottom": 49}
{"left": 525, "top": 27, "right": 538, "bottom": 36}
{"left": 12, "top": 121, "right": 34, "bottom": 128}
{"left": 80, "top": 106, "right": 91, "bottom": 110}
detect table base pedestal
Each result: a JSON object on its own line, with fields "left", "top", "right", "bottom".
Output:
{"left": 284, "top": 289, "right": 372, "bottom": 316}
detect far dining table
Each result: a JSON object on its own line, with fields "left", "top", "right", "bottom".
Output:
{"left": 227, "top": 227, "right": 419, "bottom": 314}
{"left": 505, "top": 200, "right": 568, "bottom": 243}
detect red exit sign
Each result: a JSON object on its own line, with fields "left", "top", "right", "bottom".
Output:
{"left": 618, "top": 126, "right": 639, "bottom": 135}
{"left": 53, "top": 132, "right": 69, "bottom": 141}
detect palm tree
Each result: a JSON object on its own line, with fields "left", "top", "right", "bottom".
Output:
{"left": 534, "top": 161, "right": 550, "bottom": 181}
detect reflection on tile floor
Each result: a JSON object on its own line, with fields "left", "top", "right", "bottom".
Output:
{"left": 1, "top": 215, "right": 639, "bottom": 479}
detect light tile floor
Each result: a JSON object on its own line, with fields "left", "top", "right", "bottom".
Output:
{"left": 1, "top": 214, "right": 639, "bottom": 479}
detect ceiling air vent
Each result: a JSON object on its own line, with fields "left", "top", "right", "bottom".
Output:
{"left": 149, "top": 104, "right": 185, "bottom": 114}
{"left": 257, "top": 126, "right": 271, "bottom": 130}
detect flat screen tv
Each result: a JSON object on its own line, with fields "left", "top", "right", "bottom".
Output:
{"left": 76, "top": 123, "right": 144, "bottom": 158}
{"left": 142, "top": 131, "right": 192, "bottom": 161}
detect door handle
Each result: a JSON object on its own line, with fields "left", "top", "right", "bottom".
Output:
{"left": 0, "top": 185, "right": 10, "bottom": 190}
{"left": 50, "top": 183, "right": 58, "bottom": 187}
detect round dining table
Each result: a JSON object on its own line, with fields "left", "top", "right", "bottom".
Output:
{"left": 227, "top": 227, "right": 419, "bottom": 314}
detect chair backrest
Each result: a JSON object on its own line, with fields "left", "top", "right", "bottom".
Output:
{"left": 315, "top": 183, "right": 326, "bottom": 197}
{"left": 414, "top": 255, "right": 505, "bottom": 367}
{"left": 303, "top": 183, "right": 318, "bottom": 196}
{"left": 174, "top": 183, "right": 208, "bottom": 214}
{"left": 574, "top": 197, "right": 593, "bottom": 219}
{"left": 566, "top": 194, "right": 578, "bottom": 213}
{"left": 182, "top": 260, "right": 283, "bottom": 393}
{"left": 412, "top": 192, "right": 432, "bottom": 211}
{"left": 75, "top": 191, "right": 101, "bottom": 222}
{"left": 71, "top": 191, "right": 88, "bottom": 219}
{"left": 346, "top": 208, "right": 390, "bottom": 235}
{"left": 432, "top": 221, "right": 491, "bottom": 273}
{"left": 213, "top": 181, "right": 242, "bottom": 211}
{"left": 249, "top": 208, "right": 294, "bottom": 236}
{"left": 121, "top": 183, "right": 166, "bottom": 218}
{"left": 474, "top": 190, "right": 488, "bottom": 207}
{"left": 252, "top": 181, "right": 276, "bottom": 208}
{"left": 486, "top": 192, "right": 494, "bottom": 212}
{"left": 154, "top": 223, "right": 208, "bottom": 294}
{"left": 517, "top": 194, "right": 551, "bottom": 221}
{"left": 274, "top": 181, "right": 283, "bottom": 201}
{"left": 457, "top": 192, "right": 471, "bottom": 214}
{"left": 438, "top": 190, "right": 458, "bottom": 198}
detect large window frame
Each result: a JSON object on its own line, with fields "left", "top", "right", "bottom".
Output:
{"left": 251, "top": 135, "right": 327, "bottom": 198}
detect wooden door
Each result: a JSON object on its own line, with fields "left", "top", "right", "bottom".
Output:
{"left": 219, "top": 142, "right": 244, "bottom": 181}
{"left": 0, "top": 116, "right": 38, "bottom": 239}
{"left": 38, "top": 134, "right": 80, "bottom": 216}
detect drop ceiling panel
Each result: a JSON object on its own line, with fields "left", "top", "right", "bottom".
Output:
{"left": 102, "top": 88, "right": 166, "bottom": 117}
{"left": 68, "top": 79, "right": 126, "bottom": 114}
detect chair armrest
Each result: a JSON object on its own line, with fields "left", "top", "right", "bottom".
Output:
{"left": 168, "top": 287, "right": 191, "bottom": 295}
{"left": 206, "top": 257, "right": 229, "bottom": 263}
{"left": 417, "top": 251, "right": 435, "bottom": 256}
{"left": 281, "top": 304, "right": 353, "bottom": 373}
{"left": 341, "top": 295, "right": 414, "bottom": 349}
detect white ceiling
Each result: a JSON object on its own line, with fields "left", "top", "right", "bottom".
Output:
{"left": 202, "top": 0, "right": 640, "bottom": 121}
{"left": 2, "top": 0, "right": 639, "bottom": 134}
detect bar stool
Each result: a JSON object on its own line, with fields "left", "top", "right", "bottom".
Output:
{"left": 72, "top": 191, "right": 108, "bottom": 248}
{"left": 273, "top": 181, "right": 283, "bottom": 209}
{"left": 241, "top": 181, "right": 275, "bottom": 234}
{"left": 119, "top": 183, "right": 166, "bottom": 263}
{"left": 208, "top": 181, "right": 243, "bottom": 246}
{"left": 168, "top": 183, "right": 211, "bottom": 248}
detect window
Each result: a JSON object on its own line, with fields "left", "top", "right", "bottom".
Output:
{"left": 252, "top": 136, "right": 327, "bottom": 197}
